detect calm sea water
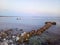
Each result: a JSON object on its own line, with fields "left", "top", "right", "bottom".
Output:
{"left": 0, "top": 16, "right": 60, "bottom": 34}
{"left": 0, "top": 16, "right": 60, "bottom": 25}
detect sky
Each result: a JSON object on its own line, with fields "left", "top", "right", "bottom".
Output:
{"left": 0, "top": 0, "right": 60, "bottom": 16}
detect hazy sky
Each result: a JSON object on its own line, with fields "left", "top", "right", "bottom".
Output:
{"left": 0, "top": 0, "right": 60, "bottom": 16}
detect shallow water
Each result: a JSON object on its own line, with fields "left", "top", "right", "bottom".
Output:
{"left": 0, "top": 16, "right": 60, "bottom": 34}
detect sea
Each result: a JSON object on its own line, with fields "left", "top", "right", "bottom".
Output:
{"left": 0, "top": 16, "right": 60, "bottom": 35}
{"left": 0, "top": 16, "right": 60, "bottom": 45}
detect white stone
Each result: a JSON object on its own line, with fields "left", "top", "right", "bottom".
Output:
{"left": 21, "top": 32, "right": 26, "bottom": 36}
{"left": 16, "top": 36, "right": 20, "bottom": 41}
{"left": 12, "top": 36, "right": 16, "bottom": 38}
{"left": 3, "top": 38, "right": 6, "bottom": 41}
